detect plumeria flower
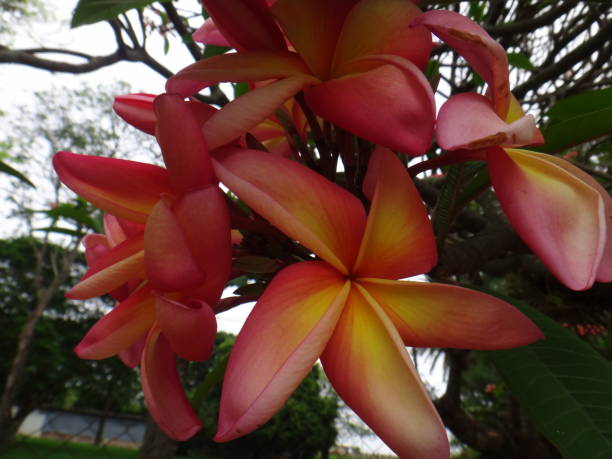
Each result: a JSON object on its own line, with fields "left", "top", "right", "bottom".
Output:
{"left": 417, "top": 10, "right": 612, "bottom": 290}
{"left": 166, "top": 0, "right": 436, "bottom": 155}
{"left": 114, "top": 92, "right": 306, "bottom": 158}
{"left": 210, "top": 146, "right": 543, "bottom": 457}
{"left": 54, "top": 94, "right": 233, "bottom": 439}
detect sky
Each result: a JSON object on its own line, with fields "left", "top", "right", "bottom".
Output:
{"left": 1, "top": 2, "right": 448, "bottom": 454}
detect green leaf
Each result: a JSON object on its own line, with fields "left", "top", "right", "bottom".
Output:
{"left": 538, "top": 106, "right": 612, "bottom": 153}
{"left": 0, "top": 159, "right": 35, "bottom": 188}
{"left": 71, "top": 0, "right": 163, "bottom": 28}
{"left": 536, "top": 88, "right": 612, "bottom": 153}
{"left": 233, "top": 82, "right": 250, "bottom": 99}
{"left": 35, "top": 201, "right": 100, "bottom": 232}
{"left": 488, "top": 296, "right": 612, "bottom": 458}
{"left": 547, "top": 87, "right": 612, "bottom": 121}
{"left": 234, "top": 255, "right": 279, "bottom": 274}
{"left": 507, "top": 52, "right": 534, "bottom": 71}
{"left": 34, "top": 227, "right": 85, "bottom": 237}
{"left": 202, "top": 44, "right": 230, "bottom": 59}
{"left": 192, "top": 353, "right": 229, "bottom": 412}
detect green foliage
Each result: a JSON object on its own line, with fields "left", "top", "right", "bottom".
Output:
{"left": 507, "top": 52, "right": 534, "bottom": 71}
{"left": 0, "top": 159, "right": 34, "bottom": 188}
{"left": 488, "top": 296, "right": 612, "bottom": 459}
{"left": 1, "top": 436, "right": 137, "bottom": 458}
{"left": 538, "top": 88, "right": 612, "bottom": 153}
{"left": 0, "top": 237, "right": 144, "bottom": 416}
{"left": 71, "top": 0, "right": 164, "bottom": 28}
{"left": 183, "top": 333, "right": 339, "bottom": 459}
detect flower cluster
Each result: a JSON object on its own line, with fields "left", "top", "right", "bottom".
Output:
{"left": 53, "top": 1, "right": 610, "bottom": 457}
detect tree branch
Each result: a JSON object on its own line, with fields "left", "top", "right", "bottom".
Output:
{"left": 514, "top": 20, "right": 612, "bottom": 99}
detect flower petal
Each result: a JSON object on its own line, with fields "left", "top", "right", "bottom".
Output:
{"left": 156, "top": 296, "right": 217, "bottom": 361}
{"left": 489, "top": 148, "right": 606, "bottom": 290}
{"left": 201, "top": 0, "right": 286, "bottom": 51}
{"left": 215, "top": 262, "right": 349, "bottom": 442}
{"left": 144, "top": 199, "right": 206, "bottom": 293}
{"left": 359, "top": 278, "right": 543, "bottom": 349}
{"left": 141, "top": 325, "right": 202, "bottom": 441}
{"left": 332, "top": 0, "right": 431, "bottom": 75}
{"left": 213, "top": 148, "right": 366, "bottom": 274}
{"left": 53, "top": 151, "right": 171, "bottom": 223}
{"left": 119, "top": 337, "right": 146, "bottom": 368}
{"left": 103, "top": 214, "right": 144, "bottom": 247}
{"left": 113, "top": 93, "right": 157, "bottom": 135}
{"left": 203, "top": 76, "right": 316, "bottom": 151}
{"left": 154, "top": 94, "right": 215, "bottom": 190}
{"left": 413, "top": 10, "right": 510, "bottom": 117}
{"left": 171, "top": 187, "right": 232, "bottom": 306}
{"left": 304, "top": 62, "right": 434, "bottom": 155}
{"left": 67, "top": 235, "right": 145, "bottom": 300}
{"left": 353, "top": 147, "right": 437, "bottom": 279}
{"left": 437, "top": 93, "right": 540, "bottom": 150}
{"left": 75, "top": 285, "right": 156, "bottom": 359}
{"left": 271, "top": 0, "right": 356, "bottom": 78}
{"left": 321, "top": 284, "right": 449, "bottom": 458}
{"left": 192, "top": 17, "right": 230, "bottom": 47}
{"left": 166, "top": 51, "right": 311, "bottom": 97}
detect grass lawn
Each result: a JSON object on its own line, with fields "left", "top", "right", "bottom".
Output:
{"left": 0, "top": 437, "right": 366, "bottom": 459}
{"left": 0, "top": 437, "right": 138, "bottom": 458}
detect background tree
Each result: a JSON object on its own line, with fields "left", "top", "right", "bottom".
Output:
{"left": 0, "top": 82, "right": 155, "bottom": 447}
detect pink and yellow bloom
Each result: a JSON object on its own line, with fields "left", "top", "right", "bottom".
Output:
{"left": 54, "top": 94, "right": 233, "bottom": 439}
{"left": 211, "top": 146, "right": 542, "bottom": 457}
{"left": 166, "top": 0, "right": 436, "bottom": 155}
{"left": 418, "top": 10, "right": 611, "bottom": 290}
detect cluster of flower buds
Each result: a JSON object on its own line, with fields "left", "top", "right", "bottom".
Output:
{"left": 562, "top": 323, "right": 608, "bottom": 337}
{"left": 53, "top": 1, "right": 609, "bottom": 457}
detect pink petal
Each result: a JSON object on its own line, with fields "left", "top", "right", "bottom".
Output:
{"left": 510, "top": 152, "right": 612, "bottom": 283}
{"left": 332, "top": 0, "right": 431, "bottom": 75}
{"left": 203, "top": 75, "right": 316, "bottom": 151}
{"left": 82, "top": 233, "right": 109, "bottom": 266}
{"left": 271, "top": 0, "right": 356, "bottom": 78}
{"left": 213, "top": 148, "right": 366, "bottom": 274}
{"left": 201, "top": 0, "right": 286, "bottom": 51}
{"left": 171, "top": 187, "right": 232, "bottom": 306}
{"left": 413, "top": 10, "right": 510, "bottom": 117}
{"left": 192, "top": 17, "right": 230, "bottom": 47}
{"left": 75, "top": 285, "right": 156, "bottom": 359}
{"left": 155, "top": 295, "right": 217, "bottom": 361}
{"left": 103, "top": 214, "right": 144, "bottom": 247}
{"left": 67, "top": 235, "right": 145, "bottom": 300}
{"left": 141, "top": 325, "right": 202, "bottom": 441}
{"left": 304, "top": 62, "right": 434, "bottom": 156}
{"left": 166, "top": 51, "right": 311, "bottom": 97}
{"left": 321, "top": 284, "right": 449, "bottom": 458}
{"left": 489, "top": 148, "right": 606, "bottom": 290}
{"left": 113, "top": 93, "right": 156, "bottom": 135}
{"left": 215, "top": 262, "right": 349, "bottom": 441}
{"left": 144, "top": 199, "right": 206, "bottom": 293}
{"left": 119, "top": 337, "right": 146, "bottom": 368}
{"left": 154, "top": 94, "right": 215, "bottom": 190}
{"left": 354, "top": 147, "right": 437, "bottom": 279}
{"left": 437, "top": 93, "right": 539, "bottom": 150}
{"left": 359, "top": 278, "right": 543, "bottom": 348}
{"left": 53, "top": 151, "right": 171, "bottom": 223}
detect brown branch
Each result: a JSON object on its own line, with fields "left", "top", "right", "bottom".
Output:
{"left": 514, "top": 20, "right": 612, "bottom": 99}
{"left": 485, "top": 3, "right": 575, "bottom": 37}
{"left": 0, "top": 45, "right": 125, "bottom": 73}
{"left": 434, "top": 350, "right": 506, "bottom": 452}
{"left": 161, "top": 1, "right": 203, "bottom": 61}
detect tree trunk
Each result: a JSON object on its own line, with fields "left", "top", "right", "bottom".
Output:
{"left": 0, "top": 245, "right": 76, "bottom": 447}
{"left": 139, "top": 418, "right": 177, "bottom": 459}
